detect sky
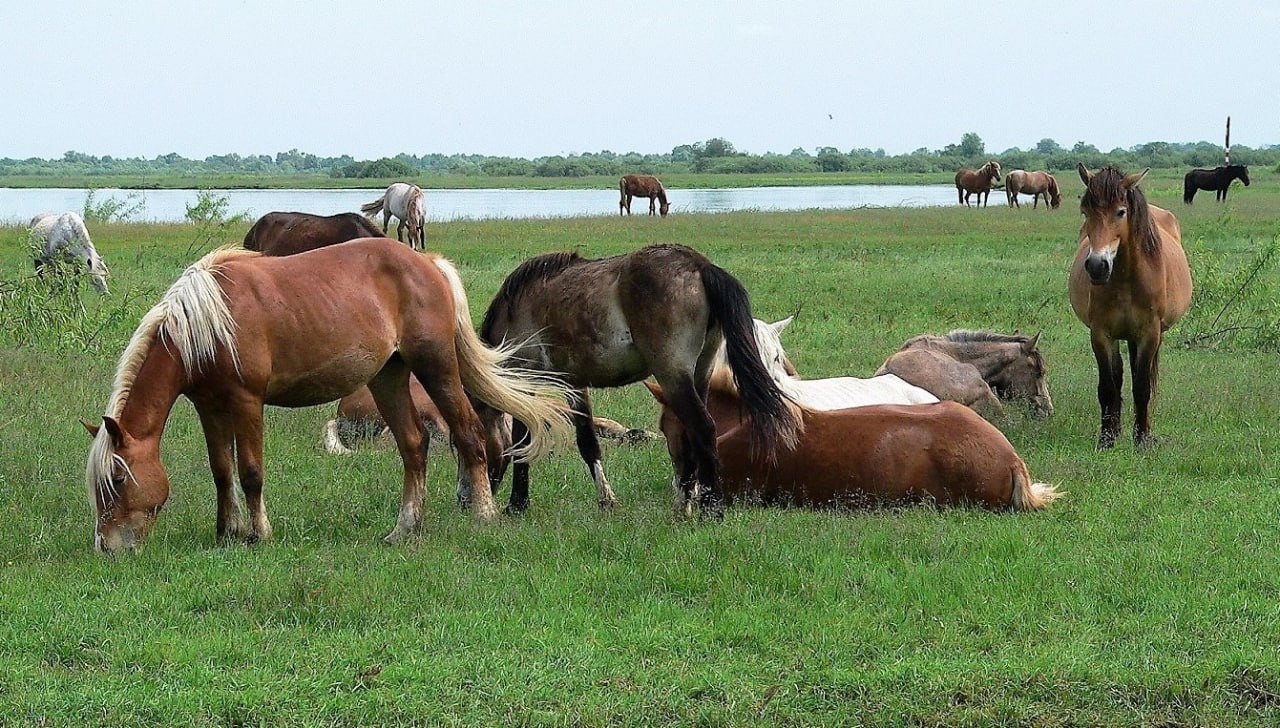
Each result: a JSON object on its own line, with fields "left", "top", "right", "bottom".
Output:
{"left": 3, "top": 1, "right": 1278, "bottom": 160}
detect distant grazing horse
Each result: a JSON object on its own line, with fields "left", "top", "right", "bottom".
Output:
{"left": 1070, "top": 164, "right": 1192, "bottom": 450}
{"left": 645, "top": 375, "right": 1060, "bottom": 511}
{"left": 619, "top": 175, "right": 670, "bottom": 216}
{"left": 1005, "top": 170, "right": 1061, "bottom": 209}
{"left": 83, "top": 239, "right": 572, "bottom": 553}
{"left": 476, "top": 243, "right": 800, "bottom": 517}
{"left": 1183, "top": 165, "right": 1249, "bottom": 204}
{"left": 361, "top": 182, "right": 427, "bottom": 250}
{"left": 877, "top": 330, "right": 1053, "bottom": 418}
{"left": 28, "top": 212, "right": 109, "bottom": 294}
{"left": 954, "top": 161, "right": 1002, "bottom": 207}
{"left": 243, "top": 211, "right": 386, "bottom": 256}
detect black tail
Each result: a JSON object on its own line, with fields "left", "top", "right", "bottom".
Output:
{"left": 700, "top": 264, "right": 801, "bottom": 461}
{"left": 1183, "top": 174, "right": 1195, "bottom": 204}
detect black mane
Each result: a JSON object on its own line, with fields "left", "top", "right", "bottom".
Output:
{"left": 479, "top": 251, "right": 585, "bottom": 344}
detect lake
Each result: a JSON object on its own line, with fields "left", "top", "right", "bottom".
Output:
{"left": 0, "top": 184, "right": 967, "bottom": 224}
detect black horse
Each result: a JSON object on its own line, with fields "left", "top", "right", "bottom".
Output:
{"left": 1183, "top": 165, "right": 1250, "bottom": 204}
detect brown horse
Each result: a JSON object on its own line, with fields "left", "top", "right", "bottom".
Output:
{"left": 954, "top": 161, "right": 1002, "bottom": 207}
{"left": 1005, "top": 170, "right": 1061, "bottom": 209}
{"left": 645, "top": 373, "right": 1060, "bottom": 511}
{"left": 477, "top": 243, "right": 800, "bottom": 517}
{"left": 619, "top": 175, "right": 670, "bottom": 216}
{"left": 877, "top": 330, "right": 1053, "bottom": 418}
{"left": 1070, "top": 164, "right": 1193, "bottom": 450}
{"left": 83, "top": 239, "right": 572, "bottom": 552}
{"left": 242, "top": 211, "right": 386, "bottom": 256}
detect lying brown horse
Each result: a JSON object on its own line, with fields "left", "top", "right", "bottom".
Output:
{"left": 877, "top": 330, "right": 1053, "bottom": 418}
{"left": 1005, "top": 170, "right": 1061, "bottom": 209}
{"left": 83, "top": 239, "right": 572, "bottom": 552}
{"left": 1070, "top": 164, "right": 1192, "bottom": 450}
{"left": 242, "top": 211, "right": 386, "bottom": 256}
{"left": 954, "top": 161, "right": 1002, "bottom": 207}
{"left": 645, "top": 372, "right": 1060, "bottom": 511}
{"left": 619, "top": 174, "right": 670, "bottom": 216}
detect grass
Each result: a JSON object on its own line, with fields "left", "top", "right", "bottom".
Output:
{"left": 0, "top": 172, "right": 1278, "bottom": 725}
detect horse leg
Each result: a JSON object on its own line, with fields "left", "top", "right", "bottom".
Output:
{"left": 231, "top": 402, "right": 273, "bottom": 543}
{"left": 1090, "top": 332, "right": 1124, "bottom": 450}
{"left": 366, "top": 362, "right": 430, "bottom": 542}
{"left": 409, "top": 360, "right": 499, "bottom": 523}
{"left": 648, "top": 196, "right": 656, "bottom": 216}
{"left": 395, "top": 218, "right": 405, "bottom": 242}
{"left": 506, "top": 419, "right": 533, "bottom": 514}
{"left": 656, "top": 374, "right": 721, "bottom": 519}
{"left": 1129, "top": 333, "right": 1162, "bottom": 449}
{"left": 570, "top": 389, "right": 618, "bottom": 508}
{"left": 196, "top": 405, "right": 247, "bottom": 544}
{"left": 381, "top": 209, "right": 391, "bottom": 234}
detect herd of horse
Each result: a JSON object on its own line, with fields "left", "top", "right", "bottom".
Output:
{"left": 956, "top": 161, "right": 1250, "bottom": 211}
{"left": 33, "top": 160, "right": 1239, "bottom": 551}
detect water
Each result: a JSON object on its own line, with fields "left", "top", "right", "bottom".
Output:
{"left": 0, "top": 184, "right": 965, "bottom": 224}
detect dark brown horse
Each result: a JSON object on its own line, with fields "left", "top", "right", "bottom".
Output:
{"left": 619, "top": 175, "right": 670, "bottom": 216}
{"left": 83, "top": 239, "right": 572, "bottom": 552}
{"left": 1183, "top": 165, "right": 1250, "bottom": 204}
{"left": 645, "top": 373, "right": 1060, "bottom": 511}
{"left": 242, "top": 211, "right": 386, "bottom": 256}
{"left": 1004, "top": 170, "right": 1061, "bottom": 209}
{"left": 476, "top": 243, "right": 800, "bottom": 517}
{"left": 1070, "top": 164, "right": 1193, "bottom": 450}
{"left": 954, "top": 161, "right": 1002, "bottom": 207}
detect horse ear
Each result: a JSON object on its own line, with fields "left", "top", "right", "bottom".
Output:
{"left": 1076, "top": 162, "right": 1092, "bottom": 185}
{"left": 102, "top": 416, "right": 126, "bottom": 448}
{"left": 1123, "top": 168, "right": 1150, "bottom": 189}
{"left": 770, "top": 316, "right": 794, "bottom": 334}
{"left": 80, "top": 418, "right": 101, "bottom": 438}
{"left": 642, "top": 380, "right": 667, "bottom": 406}
{"left": 1027, "top": 331, "right": 1042, "bottom": 351}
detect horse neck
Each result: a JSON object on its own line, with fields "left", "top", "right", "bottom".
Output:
{"left": 936, "top": 339, "right": 1021, "bottom": 378}
{"left": 115, "top": 340, "right": 187, "bottom": 444}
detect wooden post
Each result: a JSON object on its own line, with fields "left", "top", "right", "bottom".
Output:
{"left": 1225, "top": 116, "right": 1231, "bottom": 165}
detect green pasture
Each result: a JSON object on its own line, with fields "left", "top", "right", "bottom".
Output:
{"left": 0, "top": 174, "right": 1278, "bottom": 725}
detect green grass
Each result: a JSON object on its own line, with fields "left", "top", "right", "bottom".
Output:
{"left": 1, "top": 174, "right": 1278, "bottom": 726}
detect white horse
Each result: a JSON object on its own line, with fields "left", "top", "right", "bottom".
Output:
{"left": 360, "top": 182, "right": 427, "bottom": 250}
{"left": 717, "top": 316, "right": 940, "bottom": 409}
{"left": 28, "top": 212, "right": 109, "bottom": 294}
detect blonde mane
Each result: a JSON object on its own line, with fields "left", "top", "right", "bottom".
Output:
{"left": 87, "top": 247, "right": 257, "bottom": 504}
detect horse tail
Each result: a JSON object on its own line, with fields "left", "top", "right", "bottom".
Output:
{"left": 432, "top": 257, "right": 572, "bottom": 461}
{"left": 322, "top": 418, "right": 356, "bottom": 455}
{"left": 1010, "top": 458, "right": 1061, "bottom": 511}
{"left": 1183, "top": 173, "right": 1195, "bottom": 204}
{"left": 699, "top": 263, "right": 802, "bottom": 461}
{"left": 360, "top": 195, "right": 385, "bottom": 218}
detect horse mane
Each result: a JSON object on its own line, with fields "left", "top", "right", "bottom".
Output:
{"left": 479, "top": 251, "right": 585, "bottom": 343}
{"left": 944, "top": 329, "right": 1035, "bottom": 345}
{"left": 1081, "top": 166, "right": 1159, "bottom": 255}
{"left": 87, "top": 247, "right": 256, "bottom": 504}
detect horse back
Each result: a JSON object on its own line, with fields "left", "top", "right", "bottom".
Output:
{"left": 245, "top": 212, "right": 386, "bottom": 256}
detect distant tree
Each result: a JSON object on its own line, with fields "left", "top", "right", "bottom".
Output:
{"left": 789, "top": 147, "right": 811, "bottom": 158}
{"left": 959, "top": 132, "right": 985, "bottom": 158}
{"left": 695, "top": 138, "right": 737, "bottom": 158}
{"left": 1072, "top": 141, "right": 1100, "bottom": 155}
{"left": 1035, "top": 138, "right": 1063, "bottom": 155}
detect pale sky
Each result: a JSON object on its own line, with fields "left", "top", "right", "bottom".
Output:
{"left": 3, "top": 1, "right": 1277, "bottom": 160}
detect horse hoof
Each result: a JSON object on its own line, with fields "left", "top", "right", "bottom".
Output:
{"left": 473, "top": 501, "right": 500, "bottom": 523}
{"left": 699, "top": 502, "right": 726, "bottom": 522}
{"left": 504, "top": 501, "right": 529, "bottom": 516}
{"left": 382, "top": 528, "right": 417, "bottom": 545}
{"left": 1095, "top": 433, "right": 1118, "bottom": 451}
{"left": 598, "top": 497, "right": 618, "bottom": 511}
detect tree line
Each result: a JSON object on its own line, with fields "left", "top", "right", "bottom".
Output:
{"left": 3, "top": 134, "right": 1277, "bottom": 180}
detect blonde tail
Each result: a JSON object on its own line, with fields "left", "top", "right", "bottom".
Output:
{"left": 433, "top": 257, "right": 572, "bottom": 461}
{"left": 323, "top": 419, "right": 356, "bottom": 455}
{"left": 1011, "top": 460, "right": 1062, "bottom": 511}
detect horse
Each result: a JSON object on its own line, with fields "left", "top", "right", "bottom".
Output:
{"left": 1070, "top": 164, "right": 1193, "bottom": 450}
{"left": 1004, "top": 170, "right": 1061, "bottom": 209}
{"left": 361, "top": 183, "right": 427, "bottom": 250}
{"left": 619, "top": 175, "right": 670, "bottom": 216}
{"left": 243, "top": 211, "right": 386, "bottom": 256}
{"left": 954, "top": 161, "right": 1002, "bottom": 208}
{"left": 322, "top": 378, "right": 654, "bottom": 455}
{"left": 475, "top": 243, "right": 801, "bottom": 517}
{"left": 644, "top": 375, "right": 1060, "bottom": 512}
{"left": 28, "top": 212, "right": 109, "bottom": 294}
{"left": 877, "top": 330, "right": 1053, "bottom": 418}
{"left": 82, "top": 238, "right": 572, "bottom": 553}
{"left": 1183, "top": 165, "right": 1249, "bottom": 204}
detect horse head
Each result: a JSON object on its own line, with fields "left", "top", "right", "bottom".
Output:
{"left": 1077, "top": 163, "right": 1150, "bottom": 285}
{"left": 659, "top": 200, "right": 671, "bottom": 217}
{"left": 1239, "top": 165, "right": 1251, "bottom": 186}
{"left": 1048, "top": 176, "right": 1063, "bottom": 209}
{"left": 994, "top": 332, "right": 1053, "bottom": 418}
{"left": 84, "top": 416, "right": 170, "bottom": 553}
{"left": 753, "top": 316, "right": 800, "bottom": 381}
{"left": 985, "top": 161, "right": 1002, "bottom": 181}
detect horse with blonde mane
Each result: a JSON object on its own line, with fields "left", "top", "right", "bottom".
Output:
{"left": 83, "top": 239, "right": 572, "bottom": 553}
{"left": 619, "top": 175, "right": 670, "bottom": 216}
{"left": 361, "top": 182, "right": 427, "bottom": 250}
{"left": 1005, "top": 170, "right": 1061, "bottom": 209}
{"left": 954, "top": 161, "right": 1002, "bottom": 207}
{"left": 1070, "top": 164, "right": 1192, "bottom": 450}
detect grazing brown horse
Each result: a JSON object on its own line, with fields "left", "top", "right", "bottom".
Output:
{"left": 83, "top": 239, "right": 572, "bottom": 552}
{"left": 619, "top": 175, "right": 670, "bottom": 216}
{"left": 242, "top": 211, "right": 386, "bottom": 256}
{"left": 477, "top": 243, "right": 800, "bottom": 517}
{"left": 1183, "top": 165, "right": 1250, "bottom": 204}
{"left": 1005, "top": 170, "right": 1061, "bottom": 209}
{"left": 954, "top": 161, "right": 1002, "bottom": 207}
{"left": 877, "top": 330, "right": 1053, "bottom": 418}
{"left": 645, "top": 374, "right": 1060, "bottom": 511}
{"left": 1070, "top": 164, "right": 1193, "bottom": 450}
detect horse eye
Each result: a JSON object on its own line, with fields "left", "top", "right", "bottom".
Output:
{"left": 1116, "top": 208, "right": 1126, "bottom": 218}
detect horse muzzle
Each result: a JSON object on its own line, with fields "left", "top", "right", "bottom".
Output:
{"left": 1084, "top": 252, "right": 1114, "bottom": 285}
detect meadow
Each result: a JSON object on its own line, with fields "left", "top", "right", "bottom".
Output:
{"left": 0, "top": 173, "right": 1278, "bottom": 725}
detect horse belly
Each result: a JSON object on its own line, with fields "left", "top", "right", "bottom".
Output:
{"left": 266, "top": 347, "right": 390, "bottom": 407}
